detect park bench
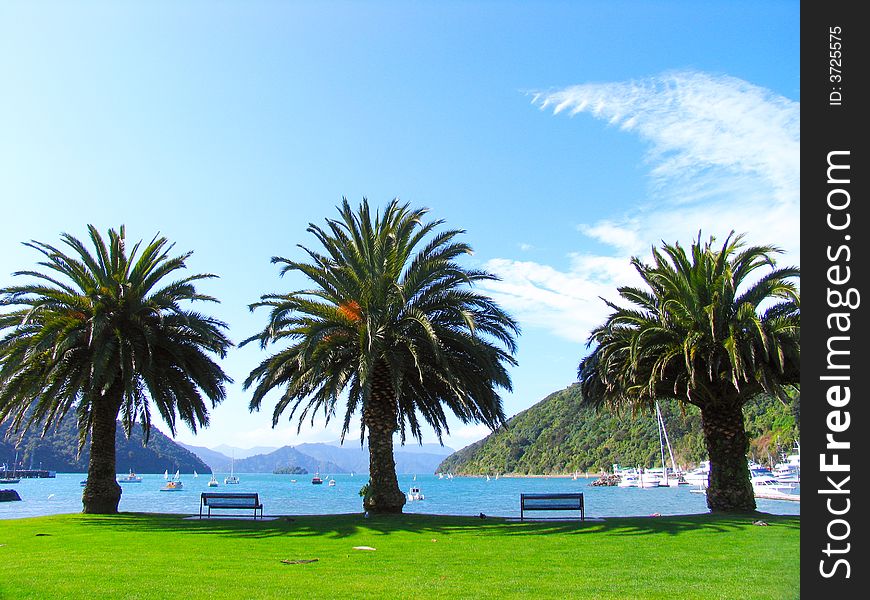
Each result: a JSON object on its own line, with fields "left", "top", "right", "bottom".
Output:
{"left": 200, "top": 492, "right": 264, "bottom": 520}
{"left": 520, "top": 492, "right": 584, "bottom": 521}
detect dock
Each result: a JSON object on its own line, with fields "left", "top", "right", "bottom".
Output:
{"left": 690, "top": 488, "right": 799, "bottom": 502}
{"left": 754, "top": 490, "right": 799, "bottom": 502}
{"left": 0, "top": 469, "right": 56, "bottom": 479}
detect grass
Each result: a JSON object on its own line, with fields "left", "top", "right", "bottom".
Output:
{"left": 0, "top": 512, "right": 798, "bottom": 599}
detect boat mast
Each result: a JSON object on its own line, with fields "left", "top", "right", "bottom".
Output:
{"left": 656, "top": 402, "right": 679, "bottom": 476}
{"left": 655, "top": 403, "right": 668, "bottom": 485}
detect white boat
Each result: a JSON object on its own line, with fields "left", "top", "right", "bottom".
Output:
{"left": 160, "top": 471, "right": 184, "bottom": 491}
{"left": 617, "top": 470, "right": 639, "bottom": 487}
{"left": 225, "top": 454, "right": 239, "bottom": 485}
{"left": 751, "top": 467, "right": 796, "bottom": 493}
{"left": 163, "top": 469, "right": 169, "bottom": 480}
{"left": 1, "top": 457, "right": 20, "bottom": 484}
{"left": 117, "top": 469, "right": 142, "bottom": 483}
{"left": 194, "top": 470, "right": 199, "bottom": 478}
{"left": 328, "top": 478, "right": 336, "bottom": 487}
{"left": 407, "top": 486, "right": 424, "bottom": 501}
{"left": 160, "top": 479, "right": 184, "bottom": 491}
{"left": 207, "top": 473, "right": 219, "bottom": 487}
{"left": 655, "top": 402, "right": 687, "bottom": 486}
{"left": 682, "top": 461, "right": 710, "bottom": 487}
{"left": 772, "top": 443, "right": 800, "bottom": 483}
{"left": 638, "top": 470, "right": 662, "bottom": 488}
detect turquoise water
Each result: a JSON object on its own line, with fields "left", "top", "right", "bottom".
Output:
{"left": 1, "top": 472, "right": 799, "bottom": 520}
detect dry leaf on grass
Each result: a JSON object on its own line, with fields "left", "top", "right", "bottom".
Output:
{"left": 280, "top": 558, "right": 319, "bottom": 564}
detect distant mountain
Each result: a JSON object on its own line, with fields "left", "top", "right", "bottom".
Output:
{"left": 322, "top": 440, "right": 455, "bottom": 456}
{"left": 177, "top": 443, "right": 232, "bottom": 472}
{"left": 297, "top": 442, "right": 454, "bottom": 474}
{"left": 1, "top": 416, "right": 209, "bottom": 474}
{"left": 231, "top": 446, "right": 342, "bottom": 474}
{"left": 211, "top": 444, "right": 279, "bottom": 460}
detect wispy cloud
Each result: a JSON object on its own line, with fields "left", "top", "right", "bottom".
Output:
{"left": 486, "top": 70, "right": 799, "bottom": 344}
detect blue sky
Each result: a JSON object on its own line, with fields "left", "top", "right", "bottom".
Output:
{"left": 0, "top": 1, "right": 799, "bottom": 451}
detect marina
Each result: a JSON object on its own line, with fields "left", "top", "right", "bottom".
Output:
{"left": 1, "top": 472, "right": 799, "bottom": 520}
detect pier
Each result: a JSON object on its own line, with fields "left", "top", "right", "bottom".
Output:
{"left": 0, "top": 469, "right": 56, "bottom": 479}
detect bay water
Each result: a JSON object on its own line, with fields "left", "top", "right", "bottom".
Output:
{"left": 1, "top": 472, "right": 799, "bottom": 520}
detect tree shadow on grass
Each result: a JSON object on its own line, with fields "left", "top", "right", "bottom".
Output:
{"left": 74, "top": 510, "right": 799, "bottom": 541}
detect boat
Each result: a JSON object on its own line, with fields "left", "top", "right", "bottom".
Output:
{"left": 225, "top": 454, "right": 239, "bottom": 485}
{"left": 328, "top": 478, "right": 336, "bottom": 487}
{"left": 160, "top": 471, "right": 184, "bottom": 491}
{"left": 163, "top": 469, "right": 169, "bottom": 480}
{"left": 160, "top": 479, "right": 184, "bottom": 491}
{"left": 311, "top": 473, "right": 323, "bottom": 485}
{"left": 407, "top": 486, "right": 424, "bottom": 501}
{"left": 655, "top": 402, "right": 687, "bottom": 486}
{"left": 636, "top": 469, "right": 662, "bottom": 488}
{"left": 207, "top": 473, "right": 219, "bottom": 487}
{"left": 617, "top": 473, "right": 639, "bottom": 487}
{"left": 117, "top": 469, "right": 142, "bottom": 483}
{"left": 772, "top": 443, "right": 800, "bottom": 483}
{"left": 193, "top": 470, "right": 199, "bottom": 478}
{"left": 614, "top": 466, "right": 639, "bottom": 487}
{"left": 1, "top": 454, "right": 21, "bottom": 484}
{"left": 682, "top": 461, "right": 711, "bottom": 487}
{"left": 750, "top": 467, "right": 796, "bottom": 493}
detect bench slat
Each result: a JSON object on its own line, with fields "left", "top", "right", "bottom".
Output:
{"left": 520, "top": 492, "right": 584, "bottom": 521}
{"left": 200, "top": 492, "right": 264, "bottom": 520}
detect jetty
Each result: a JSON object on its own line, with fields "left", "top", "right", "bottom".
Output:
{"left": 0, "top": 468, "right": 56, "bottom": 479}
{"left": 754, "top": 490, "right": 799, "bottom": 502}
{"left": 690, "top": 487, "right": 799, "bottom": 502}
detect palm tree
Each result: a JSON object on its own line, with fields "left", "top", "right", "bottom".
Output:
{"left": 578, "top": 232, "right": 799, "bottom": 512}
{"left": 243, "top": 198, "right": 519, "bottom": 513}
{"left": 0, "top": 225, "right": 232, "bottom": 514}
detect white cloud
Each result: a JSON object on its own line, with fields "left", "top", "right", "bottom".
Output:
{"left": 485, "top": 71, "right": 799, "bottom": 344}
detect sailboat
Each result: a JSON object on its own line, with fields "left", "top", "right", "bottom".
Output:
{"left": 193, "top": 470, "right": 199, "bottom": 478}
{"left": 225, "top": 454, "right": 239, "bottom": 485}
{"left": 208, "top": 472, "right": 219, "bottom": 487}
{"left": 160, "top": 470, "right": 184, "bottom": 491}
{"left": 164, "top": 469, "right": 169, "bottom": 480}
{"left": 655, "top": 402, "right": 685, "bottom": 486}
{"left": 0, "top": 452, "right": 21, "bottom": 484}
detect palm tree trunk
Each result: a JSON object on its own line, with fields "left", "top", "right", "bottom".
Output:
{"left": 700, "top": 401, "right": 756, "bottom": 512}
{"left": 362, "top": 365, "right": 406, "bottom": 514}
{"left": 82, "top": 391, "right": 122, "bottom": 514}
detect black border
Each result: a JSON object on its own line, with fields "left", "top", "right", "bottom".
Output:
{"left": 801, "top": 2, "right": 866, "bottom": 596}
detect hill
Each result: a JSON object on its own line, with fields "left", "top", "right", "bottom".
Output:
{"left": 177, "top": 443, "right": 234, "bottom": 472}
{"left": 437, "top": 384, "right": 799, "bottom": 476}
{"left": 1, "top": 416, "right": 209, "bottom": 474}
{"left": 231, "top": 446, "right": 342, "bottom": 474}
{"left": 296, "top": 442, "right": 453, "bottom": 475}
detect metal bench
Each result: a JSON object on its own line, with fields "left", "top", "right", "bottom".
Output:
{"left": 520, "top": 492, "right": 584, "bottom": 521}
{"left": 200, "top": 492, "right": 264, "bottom": 520}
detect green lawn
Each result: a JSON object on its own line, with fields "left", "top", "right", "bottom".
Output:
{"left": 0, "top": 512, "right": 799, "bottom": 599}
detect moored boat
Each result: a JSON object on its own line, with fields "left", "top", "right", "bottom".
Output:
{"left": 160, "top": 479, "right": 184, "bottom": 491}
{"left": 407, "top": 486, "right": 424, "bottom": 501}
{"left": 117, "top": 469, "right": 142, "bottom": 483}
{"left": 682, "top": 461, "right": 710, "bottom": 487}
